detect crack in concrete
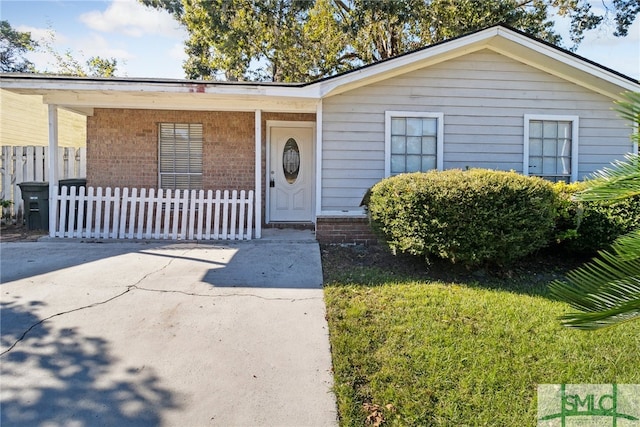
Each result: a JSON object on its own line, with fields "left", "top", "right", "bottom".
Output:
{"left": 0, "top": 287, "right": 132, "bottom": 357}
{"left": 134, "top": 286, "right": 323, "bottom": 302}
{"left": 1, "top": 257, "right": 177, "bottom": 357}
{"left": 1, "top": 252, "right": 321, "bottom": 356}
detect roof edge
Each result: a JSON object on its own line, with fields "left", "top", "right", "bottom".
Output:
{"left": 494, "top": 24, "right": 638, "bottom": 85}
{"left": 0, "top": 73, "right": 306, "bottom": 88}
{"left": 306, "top": 24, "right": 638, "bottom": 88}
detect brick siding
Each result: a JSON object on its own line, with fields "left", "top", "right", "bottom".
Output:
{"left": 87, "top": 109, "right": 256, "bottom": 192}
{"left": 315, "top": 216, "right": 379, "bottom": 245}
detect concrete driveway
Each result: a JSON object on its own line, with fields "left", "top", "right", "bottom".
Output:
{"left": 0, "top": 234, "right": 337, "bottom": 426}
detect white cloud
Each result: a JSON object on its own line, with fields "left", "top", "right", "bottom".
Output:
{"left": 79, "top": 0, "right": 185, "bottom": 38}
{"left": 168, "top": 42, "right": 187, "bottom": 61}
{"left": 76, "top": 33, "right": 134, "bottom": 61}
{"left": 19, "top": 27, "right": 134, "bottom": 75}
{"left": 16, "top": 25, "right": 69, "bottom": 44}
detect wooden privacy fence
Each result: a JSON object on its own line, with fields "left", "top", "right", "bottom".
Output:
{"left": 52, "top": 186, "right": 254, "bottom": 241}
{"left": 0, "top": 146, "right": 87, "bottom": 218}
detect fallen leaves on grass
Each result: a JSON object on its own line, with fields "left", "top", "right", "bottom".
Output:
{"left": 363, "top": 402, "right": 395, "bottom": 426}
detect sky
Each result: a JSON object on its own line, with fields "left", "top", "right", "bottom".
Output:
{"left": 1, "top": 0, "right": 639, "bottom": 80}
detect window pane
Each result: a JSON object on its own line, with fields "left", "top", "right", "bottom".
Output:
{"left": 406, "top": 118, "right": 422, "bottom": 136}
{"left": 391, "top": 136, "right": 406, "bottom": 154}
{"left": 422, "top": 136, "right": 436, "bottom": 155}
{"left": 530, "top": 121, "right": 542, "bottom": 138}
{"left": 189, "top": 175, "right": 203, "bottom": 189}
{"left": 543, "top": 140, "right": 556, "bottom": 156}
{"left": 407, "top": 137, "right": 421, "bottom": 154}
{"left": 529, "top": 156, "right": 542, "bottom": 174}
{"left": 406, "top": 155, "right": 421, "bottom": 172}
{"left": 174, "top": 175, "right": 188, "bottom": 189}
{"left": 160, "top": 174, "right": 175, "bottom": 189}
{"left": 391, "top": 155, "right": 405, "bottom": 174}
{"left": 174, "top": 125, "right": 189, "bottom": 141}
{"left": 422, "top": 156, "right": 436, "bottom": 171}
{"left": 530, "top": 138, "right": 542, "bottom": 156}
{"left": 558, "top": 122, "right": 571, "bottom": 139}
{"left": 558, "top": 158, "right": 571, "bottom": 175}
{"left": 543, "top": 157, "right": 556, "bottom": 174}
{"left": 422, "top": 118, "right": 437, "bottom": 136}
{"left": 174, "top": 158, "right": 190, "bottom": 173}
{"left": 558, "top": 139, "right": 571, "bottom": 157}
{"left": 543, "top": 121, "right": 557, "bottom": 138}
{"left": 391, "top": 118, "right": 405, "bottom": 135}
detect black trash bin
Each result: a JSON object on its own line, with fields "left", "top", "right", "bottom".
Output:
{"left": 18, "top": 182, "right": 50, "bottom": 231}
{"left": 59, "top": 178, "right": 87, "bottom": 229}
{"left": 58, "top": 178, "right": 87, "bottom": 192}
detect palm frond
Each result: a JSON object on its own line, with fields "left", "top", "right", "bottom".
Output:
{"left": 549, "top": 229, "right": 640, "bottom": 329}
{"left": 550, "top": 92, "right": 640, "bottom": 330}
{"left": 575, "top": 154, "right": 639, "bottom": 202}
{"left": 614, "top": 91, "right": 640, "bottom": 146}
{"left": 614, "top": 92, "right": 640, "bottom": 123}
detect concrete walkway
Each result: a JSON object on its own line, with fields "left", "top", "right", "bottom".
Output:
{"left": 0, "top": 233, "right": 337, "bottom": 426}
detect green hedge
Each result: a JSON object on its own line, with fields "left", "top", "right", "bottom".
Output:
{"left": 553, "top": 181, "right": 640, "bottom": 253}
{"left": 367, "top": 169, "right": 557, "bottom": 267}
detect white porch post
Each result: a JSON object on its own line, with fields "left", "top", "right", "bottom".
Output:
{"left": 255, "top": 109, "right": 262, "bottom": 239}
{"left": 48, "top": 104, "right": 59, "bottom": 236}
{"left": 315, "top": 100, "right": 323, "bottom": 218}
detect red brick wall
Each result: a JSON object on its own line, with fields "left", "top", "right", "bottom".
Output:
{"left": 87, "top": 109, "right": 255, "bottom": 192}
{"left": 316, "top": 216, "right": 379, "bottom": 245}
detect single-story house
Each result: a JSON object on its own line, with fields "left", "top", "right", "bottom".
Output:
{"left": 1, "top": 25, "right": 638, "bottom": 243}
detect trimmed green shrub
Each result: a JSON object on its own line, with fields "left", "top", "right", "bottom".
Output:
{"left": 553, "top": 181, "right": 640, "bottom": 253}
{"left": 367, "top": 169, "right": 557, "bottom": 267}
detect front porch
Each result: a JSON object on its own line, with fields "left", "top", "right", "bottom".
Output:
{"left": 42, "top": 102, "right": 318, "bottom": 241}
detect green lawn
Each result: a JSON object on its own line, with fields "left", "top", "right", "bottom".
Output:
{"left": 322, "top": 247, "right": 640, "bottom": 426}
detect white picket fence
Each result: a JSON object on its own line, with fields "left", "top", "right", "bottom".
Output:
{"left": 52, "top": 186, "right": 254, "bottom": 241}
{"left": 0, "top": 146, "right": 87, "bottom": 219}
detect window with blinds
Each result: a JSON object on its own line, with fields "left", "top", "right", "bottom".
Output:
{"left": 158, "top": 123, "right": 203, "bottom": 190}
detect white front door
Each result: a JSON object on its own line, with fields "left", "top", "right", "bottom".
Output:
{"left": 269, "top": 125, "right": 313, "bottom": 222}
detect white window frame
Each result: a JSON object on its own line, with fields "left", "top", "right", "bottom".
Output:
{"left": 523, "top": 114, "right": 579, "bottom": 182}
{"left": 158, "top": 122, "right": 204, "bottom": 191}
{"left": 384, "top": 111, "right": 444, "bottom": 177}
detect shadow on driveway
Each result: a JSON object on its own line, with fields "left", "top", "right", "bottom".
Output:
{"left": 0, "top": 239, "right": 335, "bottom": 426}
{"left": 1, "top": 240, "right": 323, "bottom": 289}
{"left": 1, "top": 241, "right": 167, "bottom": 284}
{"left": 1, "top": 300, "right": 179, "bottom": 426}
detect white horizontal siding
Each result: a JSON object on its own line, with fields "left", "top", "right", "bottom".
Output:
{"left": 321, "top": 49, "right": 634, "bottom": 211}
